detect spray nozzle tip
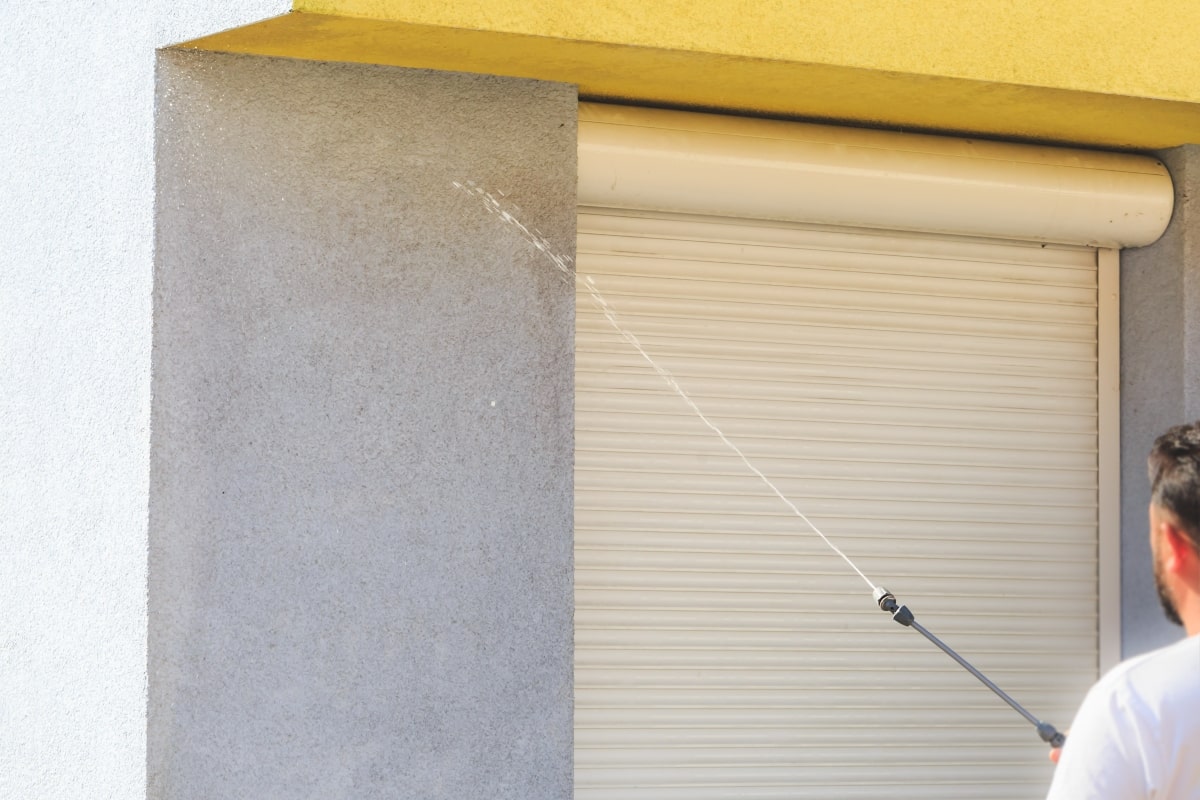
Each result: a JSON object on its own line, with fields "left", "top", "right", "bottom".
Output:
{"left": 873, "top": 586, "right": 898, "bottom": 612}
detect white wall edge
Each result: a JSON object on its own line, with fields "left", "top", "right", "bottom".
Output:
{"left": 578, "top": 103, "right": 1174, "bottom": 248}
{"left": 1098, "top": 247, "right": 1122, "bottom": 673}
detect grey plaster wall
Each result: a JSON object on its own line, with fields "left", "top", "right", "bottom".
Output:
{"left": 152, "top": 51, "right": 576, "bottom": 799}
{"left": 1119, "top": 145, "right": 1200, "bottom": 657}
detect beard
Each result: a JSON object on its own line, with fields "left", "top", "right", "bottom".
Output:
{"left": 1153, "top": 554, "right": 1184, "bottom": 627}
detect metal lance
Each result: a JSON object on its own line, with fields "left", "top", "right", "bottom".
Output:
{"left": 872, "top": 586, "right": 1067, "bottom": 749}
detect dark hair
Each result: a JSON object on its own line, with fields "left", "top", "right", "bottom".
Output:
{"left": 1148, "top": 421, "right": 1200, "bottom": 550}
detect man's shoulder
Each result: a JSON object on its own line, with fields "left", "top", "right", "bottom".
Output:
{"left": 1096, "top": 634, "right": 1199, "bottom": 710}
{"left": 1047, "top": 635, "right": 1200, "bottom": 799}
{"left": 1110, "top": 634, "right": 1198, "bottom": 678}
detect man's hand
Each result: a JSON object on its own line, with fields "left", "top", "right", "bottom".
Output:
{"left": 1048, "top": 729, "right": 1069, "bottom": 764}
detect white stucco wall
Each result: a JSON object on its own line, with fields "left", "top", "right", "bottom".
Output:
{"left": 0, "top": 4, "right": 286, "bottom": 798}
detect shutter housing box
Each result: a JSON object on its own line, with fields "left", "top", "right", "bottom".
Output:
{"left": 579, "top": 103, "right": 1171, "bottom": 248}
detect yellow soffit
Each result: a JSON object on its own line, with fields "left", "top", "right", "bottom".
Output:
{"left": 178, "top": 6, "right": 1200, "bottom": 150}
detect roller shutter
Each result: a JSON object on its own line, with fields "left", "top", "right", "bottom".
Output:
{"left": 574, "top": 105, "right": 1170, "bottom": 799}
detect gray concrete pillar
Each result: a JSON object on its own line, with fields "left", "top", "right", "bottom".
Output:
{"left": 152, "top": 51, "right": 576, "bottom": 799}
{"left": 1120, "top": 145, "right": 1200, "bottom": 657}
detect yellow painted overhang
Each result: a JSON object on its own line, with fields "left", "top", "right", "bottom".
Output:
{"left": 179, "top": 5, "right": 1200, "bottom": 150}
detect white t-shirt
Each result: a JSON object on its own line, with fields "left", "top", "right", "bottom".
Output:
{"left": 1046, "top": 634, "right": 1200, "bottom": 799}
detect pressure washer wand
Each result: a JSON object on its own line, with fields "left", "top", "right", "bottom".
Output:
{"left": 872, "top": 586, "right": 1066, "bottom": 749}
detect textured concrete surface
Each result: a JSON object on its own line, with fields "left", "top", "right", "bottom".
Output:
{"left": 1120, "top": 145, "right": 1200, "bottom": 658}
{"left": 0, "top": 3, "right": 286, "bottom": 799}
{"left": 152, "top": 51, "right": 576, "bottom": 798}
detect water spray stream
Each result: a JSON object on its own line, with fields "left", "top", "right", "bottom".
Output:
{"left": 452, "top": 180, "right": 876, "bottom": 590}
{"left": 581, "top": 273, "right": 877, "bottom": 592}
{"left": 452, "top": 179, "right": 1066, "bottom": 750}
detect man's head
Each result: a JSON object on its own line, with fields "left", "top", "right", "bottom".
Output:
{"left": 1147, "top": 422, "right": 1200, "bottom": 628}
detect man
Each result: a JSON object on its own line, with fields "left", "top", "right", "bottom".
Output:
{"left": 1045, "top": 421, "right": 1200, "bottom": 798}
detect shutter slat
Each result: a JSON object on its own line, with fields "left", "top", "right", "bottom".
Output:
{"left": 577, "top": 315, "right": 1097, "bottom": 363}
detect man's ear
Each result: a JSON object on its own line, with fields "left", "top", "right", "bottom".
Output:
{"left": 1160, "top": 519, "right": 1198, "bottom": 576}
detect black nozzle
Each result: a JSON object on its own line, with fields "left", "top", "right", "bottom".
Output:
{"left": 873, "top": 586, "right": 898, "bottom": 612}
{"left": 873, "top": 586, "right": 914, "bottom": 626}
